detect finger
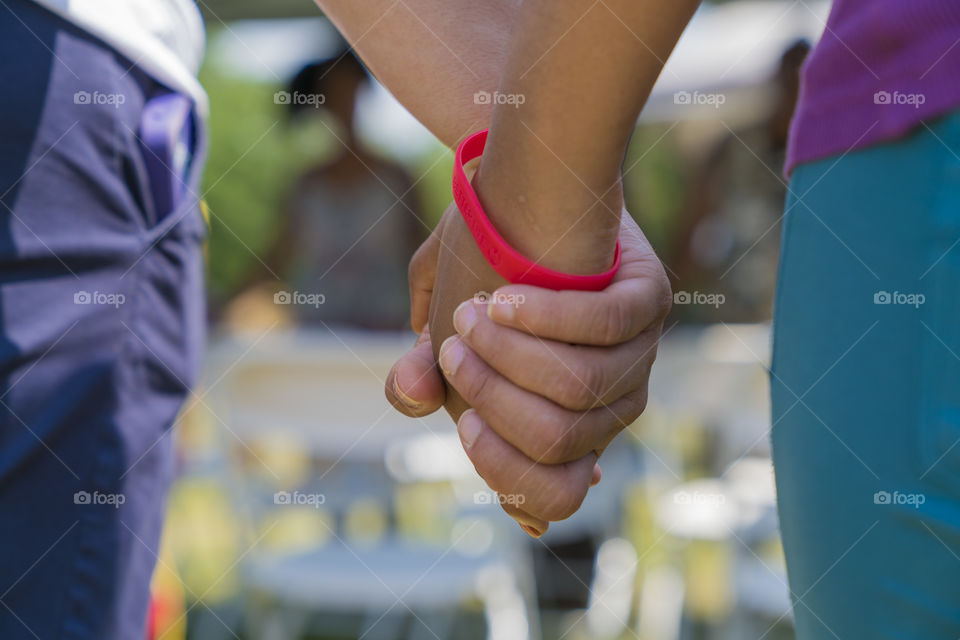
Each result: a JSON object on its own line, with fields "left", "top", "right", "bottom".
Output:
{"left": 484, "top": 213, "right": 671, "bottom": 346}
{"left": 591, "top": 462, "right": 602, "bottom": 486}
{"left": 453, "top": 300, "right": 658, "bottom": 410}
{"left": 486, "top": 277, "right": 667, "bottom": 346}
{"left": 439, "top": 335, "right": 646, "bottom": 464}
{"left": 497, "top": 501, "right": 549, "bottom": 537}
{"left": 458, "top": 409, "right": 596, "bottom": 522}
{"left": 409, "top": 216, "right": 446, "bottom": 333}
{"left": 385, "top": 326, "right": 445, "bottom": 417}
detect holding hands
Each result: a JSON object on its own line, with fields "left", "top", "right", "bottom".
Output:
{"left": 386, "top": 206, "right": 671, "bottom": 535}
{"left": 318, "top": 0, "right": 696, "bottom": 535}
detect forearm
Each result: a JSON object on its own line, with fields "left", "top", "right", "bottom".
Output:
{"left": 314, "top": 0, "right": 519, "bottom": 148}
{"left": 475, "top": 0, "right": 701, "bottom": 273}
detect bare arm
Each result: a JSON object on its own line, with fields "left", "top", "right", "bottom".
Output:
{"left": 317, "top": 0, "right": 699, "bottom": 267}
{"left": 476, "top": 0, "right": 701, "bottom": 272}
{"left": 314, "top": 0, "right": 520, "bottom": 148}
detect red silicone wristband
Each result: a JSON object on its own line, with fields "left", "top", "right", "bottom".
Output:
{"left": 452, "top": 129, "right": 621, "bottom": 291}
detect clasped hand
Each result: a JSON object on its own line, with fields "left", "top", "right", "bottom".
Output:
{"left": 385, "top": 202, "right": 671, "bottom": 536}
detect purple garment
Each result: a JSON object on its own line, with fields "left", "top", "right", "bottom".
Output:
{"left": 0, "top": 2, "right": 206, "bottom": 639}
{"left": 786, "top": 0, "right": 960, "bottom": 174}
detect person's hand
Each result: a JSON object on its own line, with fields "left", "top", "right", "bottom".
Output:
{"left": 385, "top": 203, "right": 671, "bottom": 536}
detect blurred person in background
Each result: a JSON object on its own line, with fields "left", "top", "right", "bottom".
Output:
{"left": 670, "top": 40, "right": 810, "bottom": 323}
{"left": 264, "top": 52, "right": 427, "bottom": 330}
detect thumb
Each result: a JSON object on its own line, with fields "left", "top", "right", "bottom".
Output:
{"left": 409, "top": 216, "right": 445, "bottom": 333}
{"left": 385, "top": 325, "right": 446, "bottom": 417}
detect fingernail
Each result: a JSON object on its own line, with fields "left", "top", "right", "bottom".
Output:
{"left": 439, "top": 336, "right": 464, "bottom": 377}
{"left": 392, "top": 375, "right": 422, "bottom": 410}
{"left": 520, "top": 524, "right": 542, "bottom": 538}
{"left": 457, "top": 409, "right": 484, "bottom": 450}
{"left": 453, "top": 301, "right": 478, "bottom": 336}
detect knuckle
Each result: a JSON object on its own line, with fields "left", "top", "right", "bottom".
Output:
{"left": 525, "top": 414, "right": 571, "bottom": 464}
{"left": 658, "top": 274, "right": 673, "bottom": 320}
{"left": 532, "top": 414, "right": 586, "bottom": 464}
{"left": 541, "top": 477, "right": 588, "bottom": 521}
{"left": 599, "top": 297, "right": 632, "bottom": 345}
{"left": 620, "top": 389, "right": 649, "bottom": 426}
{"left": 462, "top": 364, "right": 495, "bottom": 407}
{"left": 573, "top": 361, "right": 608, "bottom": 408}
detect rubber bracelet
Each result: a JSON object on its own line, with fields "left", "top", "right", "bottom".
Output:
{"left": 452, "top": 129, "right": 621, "bottom": 291}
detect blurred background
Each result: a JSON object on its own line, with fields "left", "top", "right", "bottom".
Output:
{"left": 150, "top": 1, "right": 830, "bottom": 639}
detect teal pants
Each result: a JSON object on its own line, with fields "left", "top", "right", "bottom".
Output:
{"left": 772, "top": 110, "right": 960, "bottom": 638}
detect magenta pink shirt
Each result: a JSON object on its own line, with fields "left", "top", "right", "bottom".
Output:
{"left": 786, "top": 0, "right": 960, "bottom": 174}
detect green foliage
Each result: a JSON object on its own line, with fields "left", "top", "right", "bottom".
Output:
{"left": 623, "top": 125, "right": 689, "bottom": 255}
{"left": 199, "top": 67, "right": 307, "bottom": 301}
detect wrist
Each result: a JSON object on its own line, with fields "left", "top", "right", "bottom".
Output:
{"left": 472, "top": 151, "right": 622, "bottom": 275}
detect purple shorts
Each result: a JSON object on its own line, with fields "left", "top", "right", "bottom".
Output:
{"left": 0, "top": 2, "right": 205, "bottom": 638}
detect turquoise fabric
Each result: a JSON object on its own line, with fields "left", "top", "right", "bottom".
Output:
{"left": 772, "top": 109, "right": 960, "bottom": 638}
